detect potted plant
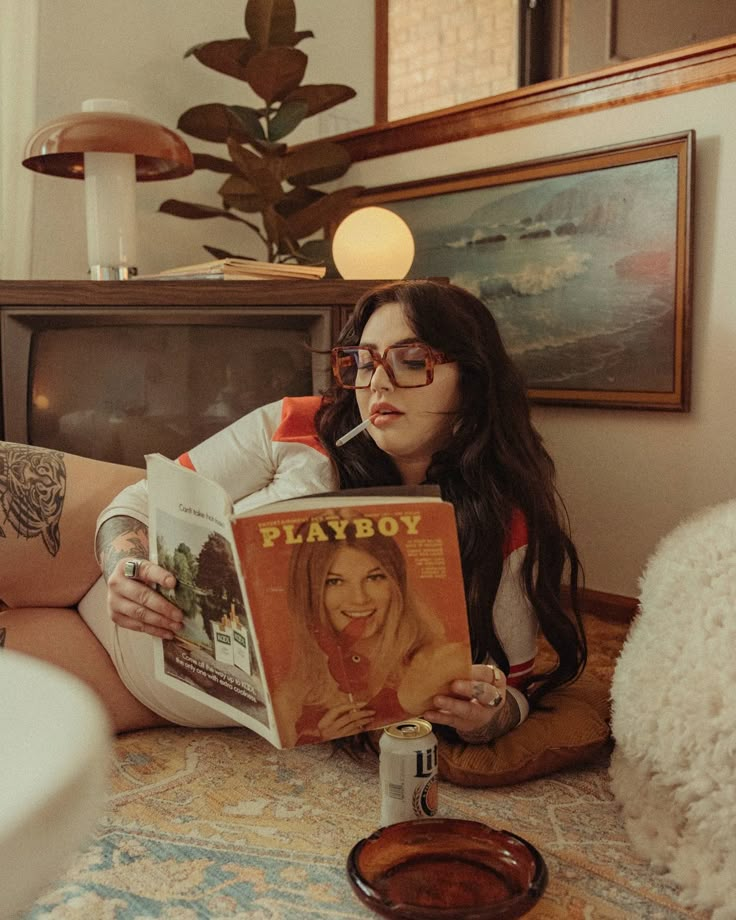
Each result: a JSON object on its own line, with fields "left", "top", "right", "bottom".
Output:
{"left": 160, "top": 0, "right": 364, "bottom": 266}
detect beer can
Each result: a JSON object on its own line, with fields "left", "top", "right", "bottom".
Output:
{"left": 379, "top": 718, "right": 438, "bottom": 826}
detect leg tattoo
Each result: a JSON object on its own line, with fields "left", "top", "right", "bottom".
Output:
{"left": 0, "top": 444, "right": 66, "bottom": 556}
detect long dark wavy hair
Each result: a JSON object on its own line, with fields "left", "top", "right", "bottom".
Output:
{"left": 315, "top": 280, "right": 586, "bottom": 706}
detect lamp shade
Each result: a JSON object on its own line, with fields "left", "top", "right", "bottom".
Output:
{"left": 22, "top": 109, "right": 193, "bottom": 180}
{"left": 332, "top": 206, "right": 415, "bottom": 280}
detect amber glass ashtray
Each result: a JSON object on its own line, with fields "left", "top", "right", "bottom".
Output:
{"left": 346, "top": 818, "right": 547, "bottom": 919}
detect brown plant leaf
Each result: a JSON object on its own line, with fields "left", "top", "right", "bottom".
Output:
{"left": 283, "top": 84, "right": 357, "bottom": 117}
{"left": 226, "top": 138, "right": 284, "bottom": 202}
{"left": 262, "top": 206, "right": 293, "bottom": 256}
{"left": 218, "top": 174, "right": 259, "bottom": 196}
{"left": 282, "top": 141, "right": 351, "bottom": 186}
{"left": 159, "top": 199, "right": 254, "bottom": 224}
{"left": 204, "top": 245, "right": 240, "bottom": 260}
{"left": 192, "top": 153, "right": 236, "bottom": 174}
{"left": 275, "top": 186, "right": 324, "bottom": 218}
{"left": 185, "top": 39, "right": 260, "bottom": 82}
{"left": 244, "top": 47, "right": 307, "bottom": 103}
{"left": 227, "top": 106, "right": 266, "bottom": 141}
{"left": 298, "top": 238, "right": 336, "bottom": 272}
{"left": 277, "top": 237, "right": 299, "bottom": 257}
{"left": 218, "top": 175, "right": 267, "bottom": 213}
{"left": 249, "top": 136, "right": 289, "bottom": 157}
{"left": 205, "top": 245, "right": 266, "bottom": 261}
{"left": 292, "top": 30, "right": 315, "bottom": 45}
{"left": 245, "top": 0, "right": 297, "bottom": 47}
{"left": 221, "top": 194, "right": 269, "bottom": 214}
{"left": 178, "top": 104, "right": 252, "bottom": 144}
{"left": 284, "top": 186, "right": 365, "bottom": 239}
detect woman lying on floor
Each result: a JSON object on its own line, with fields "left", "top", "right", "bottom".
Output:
{"left": 0, "top": 280, "right": 586, "bottom": 743}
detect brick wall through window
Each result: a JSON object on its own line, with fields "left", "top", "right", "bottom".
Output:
{"left": 387, "top": 0, "right": 519, "bottom": 121}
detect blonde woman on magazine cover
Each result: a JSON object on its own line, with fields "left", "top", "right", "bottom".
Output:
{"left": 274, "top": 523, "right": 468, "bottom": 746}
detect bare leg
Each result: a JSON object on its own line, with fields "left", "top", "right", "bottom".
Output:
{"left": 0, "top": 607, "right": 171, "bottom": 734}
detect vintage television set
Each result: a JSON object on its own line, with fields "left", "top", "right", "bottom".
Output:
{"left": 0, "top": 280, "right": 375, "bottom": 468}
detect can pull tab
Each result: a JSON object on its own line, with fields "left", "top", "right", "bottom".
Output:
{"left": 384, "top": 718, "right": 434, "bottom": 740}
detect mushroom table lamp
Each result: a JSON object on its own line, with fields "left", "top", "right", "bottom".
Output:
{"left": 22, "top": 99, "right": 194, "bottom": 279}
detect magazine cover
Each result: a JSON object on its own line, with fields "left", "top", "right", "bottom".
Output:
{"left": 230, "top": 498, "right": 473, "bottom": 748}
{"left": 146, "top": 454, "right": 473, "bottom": 748}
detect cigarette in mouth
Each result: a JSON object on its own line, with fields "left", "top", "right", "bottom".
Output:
{"left": 336, "top": 415, "right": 375, "bottom": 447}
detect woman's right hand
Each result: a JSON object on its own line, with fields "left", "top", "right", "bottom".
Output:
{"left": 317, "top": 701, "right": 375, "bottom": 741}
{"left": 107, "top": 557, "right": 184, "bottom": 639}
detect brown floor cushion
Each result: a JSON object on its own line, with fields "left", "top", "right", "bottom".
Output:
{"left": 438, "top": 671, "right": 611, "bottom": 787}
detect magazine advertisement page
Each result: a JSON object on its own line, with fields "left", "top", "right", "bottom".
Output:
{"left": 147, "top": 454, "right": 280, "bottom": 746}
{"left": 230, "top": 498, "right": 472, "bottom": 748}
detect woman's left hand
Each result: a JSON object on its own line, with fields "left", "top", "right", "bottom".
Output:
{"left": 423, "top": 663, "right": 510, "bottom": 739}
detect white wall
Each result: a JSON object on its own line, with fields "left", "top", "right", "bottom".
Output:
{"left": 21, "top": 0, "right": 373, "bottom": 278}
{"left": 0, "top": 0, "right": 39, "bottom": 279}
{"left": 10, "top": 2, "right": 736, "bottom": 597}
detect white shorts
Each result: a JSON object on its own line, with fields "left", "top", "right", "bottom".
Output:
{"left": 78, "top": 577, "right": 240, "bottom": 729}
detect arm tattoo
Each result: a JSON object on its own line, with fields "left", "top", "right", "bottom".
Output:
{"left": 96, "top": 515, "right": 149, "bottom": 581}
{"left": 0, "top": 444, "right": 66, "bottom": 556}
{"left": 0, "top": 626, "right": 6, "bottom": 648}
{"left": 456, "top": 693, "right": 522, "bottom": 744}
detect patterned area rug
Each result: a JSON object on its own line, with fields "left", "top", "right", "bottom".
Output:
{"left": 23, "top": 614, "right": 704, "bottom": 919}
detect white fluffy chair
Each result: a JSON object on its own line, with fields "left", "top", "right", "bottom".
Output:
{"left": 610, "top": 499, "right": 736, "bottom": 919}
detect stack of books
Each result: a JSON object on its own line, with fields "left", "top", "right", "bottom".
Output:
{"left": 136, "top": 258, "right": 326, "bottom": 281}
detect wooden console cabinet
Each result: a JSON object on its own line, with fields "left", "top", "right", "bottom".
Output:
{"left": 0, "top": 279, "right": 380, "bottom": 466}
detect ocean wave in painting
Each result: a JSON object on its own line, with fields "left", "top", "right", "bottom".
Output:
{"left": 501, "top": 249, "right": 592, "bottom": 296}
{"left": 446, "top": 242, "right": 591, "bottom": 301}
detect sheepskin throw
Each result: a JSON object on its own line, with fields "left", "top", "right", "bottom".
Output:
{"left": 610, "top": 499, "right": 736, "bottom": 919}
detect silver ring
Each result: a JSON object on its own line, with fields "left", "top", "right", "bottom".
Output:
{"left": 124, "top": 560, "right": 140, "bottom": 579}
{"left": 487, "top": 691, "right": 503, "bottom": 708}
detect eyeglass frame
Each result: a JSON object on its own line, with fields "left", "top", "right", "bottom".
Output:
{"left": 330, "top": 341, "right": 454, "bottom": 389}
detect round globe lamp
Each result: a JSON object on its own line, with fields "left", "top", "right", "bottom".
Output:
{"left": 332, "top": 206, "right": 415, "bottom": 280}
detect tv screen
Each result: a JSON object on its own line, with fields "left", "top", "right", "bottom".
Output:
{"left": 0, "top": 280, "right": 379, "bottom": 468}
{"left": 27, "top": 321, "right": 325, "bottom": 467}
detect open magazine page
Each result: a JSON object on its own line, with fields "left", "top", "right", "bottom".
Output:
{"left": 146, "top": 453, "right": 281, "bottom": 747}
{"left": 230, "top": 496, "right": 473, "bottom": 748}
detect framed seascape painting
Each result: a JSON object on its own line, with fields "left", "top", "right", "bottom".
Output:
{"left": 358, "top": 131, "right": 694, "bottom": 410}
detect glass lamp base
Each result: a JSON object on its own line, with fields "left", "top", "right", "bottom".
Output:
{"left": 89, "top": 265, "right": 137, "bottom": 280}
